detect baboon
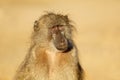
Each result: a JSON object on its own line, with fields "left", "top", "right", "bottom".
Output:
{"left": 14, "top": 12, "right": 84, "bottom": 80}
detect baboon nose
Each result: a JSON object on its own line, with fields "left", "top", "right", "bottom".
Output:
{"left": 60, "top": 42, "right": 64, "bottom": 46}
{"left": 60, "top": 39, "right": 67, "bottom": 46}
{"left": 61, "top": 39, "right": 65, "bottom": 43}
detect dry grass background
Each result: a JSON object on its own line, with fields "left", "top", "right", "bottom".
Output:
{"left": 0, "top": 0, "right": 120, "bottom": 80}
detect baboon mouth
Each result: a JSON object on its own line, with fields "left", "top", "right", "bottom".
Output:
{"left": 54, "top": 39, "right": 73, "bottom": 52}
{"left": 55, "top": 39, "right": 68, "bottom": 51}
{"left": 56, "top": 45, "right": 68, "bottom": 51}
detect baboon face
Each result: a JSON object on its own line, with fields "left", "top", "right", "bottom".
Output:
{"left": 34, "top": 13, "right": 73, "bottom": 52}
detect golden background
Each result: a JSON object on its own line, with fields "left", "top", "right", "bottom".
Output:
{"left": 0, "top": 0, "right": 120, "bottom": 80}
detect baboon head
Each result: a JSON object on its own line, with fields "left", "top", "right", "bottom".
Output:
{"left": 33, "top": 13, "right": 74, "bottom": 52}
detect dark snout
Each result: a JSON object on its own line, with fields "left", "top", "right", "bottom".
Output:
{"left": 53, "top": 32, "right": 73, "bottom": 52}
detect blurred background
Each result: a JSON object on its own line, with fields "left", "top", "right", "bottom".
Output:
{"left": 0, "top": 0, "right": 120, "bottom": 80}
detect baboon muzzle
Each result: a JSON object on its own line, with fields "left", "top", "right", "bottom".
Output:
{"left": 52, "top": 30, "right": 68, "bottom": 52}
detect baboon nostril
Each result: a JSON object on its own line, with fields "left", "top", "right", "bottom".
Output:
{"left": 61, "top": 39, "right": 65, "bottom": 43}
{"left": 60, "top": 42, "right": 63, "bottom": 45}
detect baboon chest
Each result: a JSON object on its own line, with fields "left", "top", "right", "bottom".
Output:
{"left": 34, "top": 49, "right": 78, "bottom": 80}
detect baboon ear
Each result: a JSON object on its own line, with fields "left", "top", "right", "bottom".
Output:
{"left": 34, "top": 20, "right": 40, "bottom": 31}
{"left": 64, "top": 15, "right": 69, "bottom": 22}
{"left": 64, "top": 15, "right": 68, "bottom": 19}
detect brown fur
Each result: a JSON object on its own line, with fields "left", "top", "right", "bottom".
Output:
{"left": 14, "top": 12, "right": 84, "bottom": 80}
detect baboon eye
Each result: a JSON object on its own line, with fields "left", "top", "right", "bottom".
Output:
{"left": 58, "top": 25, "right": 64, "bottom": 31}
{"left": 50, "top": 25, "right": 65, "bottom": 33}
{"left": 51, "top": 26, "right": 56, "bottom": 31}
{"left": 34, "top": 20, "right": 39, "bottom": 31}
{"left": 55, "top": 25, "right": 65, "bottom": 31}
